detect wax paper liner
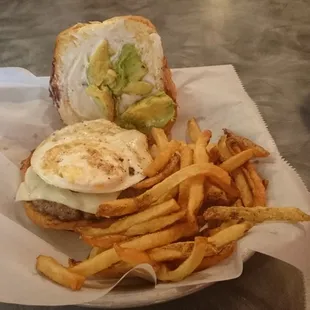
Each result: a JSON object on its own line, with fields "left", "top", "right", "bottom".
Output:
{"left": 0, "top": 65, "right": 309, "bottom": 306}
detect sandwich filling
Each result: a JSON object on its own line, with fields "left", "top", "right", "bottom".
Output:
{"left": 16, "top": 119, "right": 153, "bottom": 220}
{"left": 56, "top": 18, "right": 176, "bottom": 133}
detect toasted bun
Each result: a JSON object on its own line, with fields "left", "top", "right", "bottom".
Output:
{"left": 20, "top": 153, "right": 113, "bottom": 231}
{"left": 50, "top": 15, "right": 177, "bottom": 136}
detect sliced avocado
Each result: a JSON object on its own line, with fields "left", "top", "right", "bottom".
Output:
{"left": 103, "top": 69, "right": 117, "bottom": 88}
{"left": 123, "top": 81, "right": 153, "bottom": 95}
{"left": 117, "top": 92, "right": 176, "bottom": 134}
{"left": 86, "top": 85, "right": 115, "bottom": 121}
{"left": 112, "top": 44, "right": 148, "bottom": 95}
{"left": 87, "top": 40, "right": 110, "bottom": 86}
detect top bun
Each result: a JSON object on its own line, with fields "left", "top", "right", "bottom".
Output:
{"left": 49, "top": 16, "right": 177, "bottom": 136}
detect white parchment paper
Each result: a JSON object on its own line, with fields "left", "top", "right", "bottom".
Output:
{"left": 0, "top": 65, "right": 309, "bottom": 306}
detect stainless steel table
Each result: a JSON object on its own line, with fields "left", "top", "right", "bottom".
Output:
{"left": 1, "top": 0, "right": 309, "bottom": 309}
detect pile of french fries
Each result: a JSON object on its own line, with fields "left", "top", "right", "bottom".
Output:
{"left": 36, "top": 118, "right": 310, "bottom": 291}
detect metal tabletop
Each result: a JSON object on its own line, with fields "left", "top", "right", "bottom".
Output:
{"left": 1, "top": 0, "right": 309, "bottom": 309}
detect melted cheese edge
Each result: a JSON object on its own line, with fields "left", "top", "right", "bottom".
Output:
{"left": 16, "top": 167, "right": 120, "bottom": 214}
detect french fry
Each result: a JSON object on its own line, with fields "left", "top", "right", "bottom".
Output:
{"left": 114, "top": 244, "right": 159, "bottom": 271}
{"left": 207, "top": 222, "right": 253, "bottom": 248}
{"left": 204, "top": 183, "right": 230, "bottom": 206}
{"left": 36, "top": 256, "right": 85, "bottom": 291}
{"left": 243, "top": 162, "right": 266, "bottom": 207}
{"left": 81, "top": 234, "right": 128, "bottom": 248}
{"left": 125, "top": 210, "right": 186, "bottom": 236}
{"left": 156, "top": 185, "right": 179, "bottom": 204}
{"left": 157, "top": 237, "right": 207, "bottom": 281}
{"left": 219, "top": 149, "right": 255, "bottom": 173}
{"left": 144, "top": 140, "right": 180, "bottom": 177}
{"left": 151, "top": 127, "right": 169, "bottom": 150}
{"left": 187, "top": 177, "right": 204, "bottom": 228}
{"left": 230, "top": 143, "right": 265, "bottom": 207}
{"left": 150, "top": 144, "right": 159, "bottom": 159}
{"left": 70, "top": 223, "right": 191, "bottom": 277}
{"left": 97, "top": 163, "right": 238, "bottom": 217}
{"left": 233, "top": 198, "right": 243, "bottom": 207}
{"left": 149, "top": 223, "right": 248, "bottom": 263}
{"left": 208, "top": 220, "right": 239, "bottom": 236}
{"left": 217, "top": 135, "right": 232, "bottom": 161}
{"left": 178, "top": 146, "right": 193, "bottom": 209}
{"left": 81, "top": 199, "right": 180, "bottom": 237}
{"left": 134, "top": 154, "right": 179, "bottom": 189}
{"left": 68, "top": 258, "right": 81, "bottom": 268}
{"left": 232, "top": 169, "right": 253, "bottom": 208}
{"left": 193, "top": 130, "right": 212, "bottom": 163}
{"left": 95, "top": 261, "right": 132, "bottom": 278}
{"left": 218, "top": 136, "right": 253, "bottom": 207}
{"left": 187, "top": 131, "right": 212, "bottom": 226}
{"left": 208, "top": 145, "right": 220, "bottom": 163}
{"left": 224, "top": 129, "right": 270, "bottom": 157}
{"left": 195, "top": 242, "right": 235, "bottom": 271}
{"left": 88, "top": 247, "right": 101, "bottom": 259}
{"left": 187, "top": 118, "right": 202, "bottom": 142}
{"left": 204, "top": 206, "right": 310, "bottom": 223}
{"left": 148, "top": 242, "right": 195, "bottom": 262}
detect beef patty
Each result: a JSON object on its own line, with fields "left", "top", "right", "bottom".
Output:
{"left": 32, "top": 200, "right": 97, "bottom": 221}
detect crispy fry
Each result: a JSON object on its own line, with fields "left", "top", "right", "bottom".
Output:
{"left": 150, "top": 144, "right": 159, "bottom": 159}
{"left": 204, "top": 206, "right": 310, "bottom": 223}
{"left": 178, "top": 146, "right": 193, "bottom": 209}
{"left": 187, "top": 118, "right": 202, "bottom": 142}
{"left": 187, "top": 176, "right": 204, "bottom": 228}
{"left": 263, "top": 179, "right": 269, "bottom": 189}
{"left": 82, "top": 199, "right": 180, "bottom": 237}
{"left": 148, "top": 241, "right": 219, "bottom": 262}
{"left": 244, "top": 162, "right": 266, "bottom": 207}
{"left": 232, "top": 169, "right": 253, "bottom": 208}
{"left": 224, "top": 129, "right": 270, "bottom": 157}
{"left": 220, "top": 149, "right": 255, "bottom": 173}
{"left": 114, "top": 244, "right": 159, "bottom": 271}
{"left": 208, "top": 220, "right": 240, "bottom": 236}
{"left": 88, "top": 247, "right": 101, "bottom": 259}
{"left": 125, "top": 210, "right": 186, "bottom": 236}
{"left": 221, "top": 140, "right": 253, "bottom": 208}
{"left": 144, "top": 140, "right": 180, "bottom": 177}
{"left": 81, "top": 234, "right": 128, "bottom": 248}
{"left": 68, "top": 258, "right": 80, "bottom": 268}
{"left": 134, "top": 154, "right": 180, "bottom": 189}
{"left": 36, "top": 256, "right": 85, "bottom": 290}
{"left": 157, "top": 237, "right": 207, "bottom": 281}
{"left": 156, "top": 185, "right": 179, "bottom": 204}
{"left": 204, "top": 183, "right": 230, "bottom": 206}
{"left": 208, "top": 145, "right": 220, "bottom": 163}
{"left": 233, "top": 198, "right": 243, "bottom": 207}
{"left": 217, "top": 135, "right": 232, "bottom": 161}
{"left": 70, "top": 223, "right": 191, "bottom": 277}
{"left": 187, "top": 131, "right": 212, "bottom": 226}
{"left": 151, "top": 127, "right": 169, "bottom": 150}
{"left": 195, "top": 242, "right": 235, "bottom": 271}
{"left": 148, "top": 242, "right": 195, "bottom": 262}
{"left": 95, "top": 261, "right": 132, "bottom": 278}
{"left": 207, "top": 222, "right": 253, "bottom": 248}
{"left": 194, "top": 130, "right": 212, "bottom": 163}
{"left": 97, "top": 163, "right": 238, "bottom": 217}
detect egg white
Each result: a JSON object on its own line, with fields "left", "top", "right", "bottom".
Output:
{"left": 30, "top": 119, "right": 152, "bottom": 194}
{"left": 60, "top": 18, "right": 165, "bottom": 123}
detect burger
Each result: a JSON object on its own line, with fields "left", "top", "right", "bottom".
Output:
{"left": 16, "top": 119, "right": 153, "bottom": 230}
{"left": 49, "top": 15, "right": 177, "bottom": 136}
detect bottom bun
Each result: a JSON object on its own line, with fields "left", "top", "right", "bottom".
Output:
{"left": 23, "top": 202, "right": 112, "bottom": 231}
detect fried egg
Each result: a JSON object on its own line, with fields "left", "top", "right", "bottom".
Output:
{"left": 31, "top": 119, "right": 152, "bottom": 194}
